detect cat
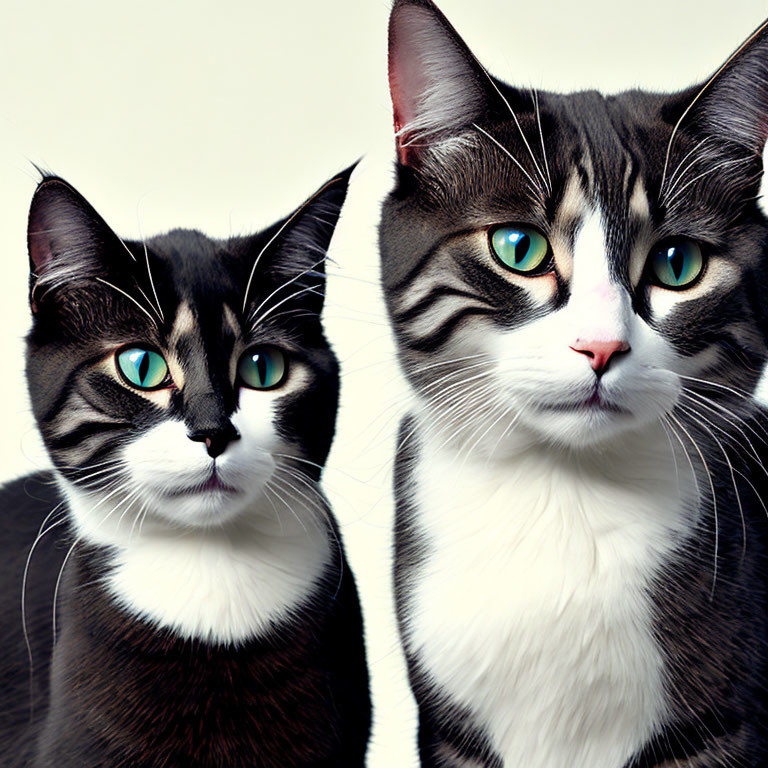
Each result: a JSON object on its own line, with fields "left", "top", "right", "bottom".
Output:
{"left": 0, "top": 168, "right": 371, "bottom": 767}
{"left": 380, "top": 0, "right": 768, "bottom": 766}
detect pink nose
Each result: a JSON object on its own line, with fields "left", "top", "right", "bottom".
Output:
{"left": 570, "top": 339, "right": 630, "bottom": 375}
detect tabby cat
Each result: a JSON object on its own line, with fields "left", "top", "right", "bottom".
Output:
{"left": 0, "top": 168, "right": 370, "bottom": 767}
{"left": 381, "top": 1, "right": 768, "bottom": 765}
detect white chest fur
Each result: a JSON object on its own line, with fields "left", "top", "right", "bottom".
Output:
{"left": 62, "top": 479, "right": 331, "bottom": 645}
{"left": 407, "top": 423, "right": 695, "bottom": 768}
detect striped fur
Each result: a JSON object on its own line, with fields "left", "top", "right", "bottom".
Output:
{"left": 382, "top": 1, "right": 768, "bottom": 765}
{"left": 0, "top": 169, "right": 371, "bottom": 766}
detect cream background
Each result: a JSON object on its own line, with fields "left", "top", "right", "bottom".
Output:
{"left": 2, "top": 1, "right": 768, "bottom": 765}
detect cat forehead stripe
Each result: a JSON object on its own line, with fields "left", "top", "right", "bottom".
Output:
{"left": 170, "top": 302, "right": 196, "bottom": 343}
{"left": 629, "top": 177, "right": 651, "bottom": 220}
{"left": 222, "top": 304, "right": 239, "bottom": 334}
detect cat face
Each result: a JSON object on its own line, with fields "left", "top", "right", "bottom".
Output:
{"left": 381, "top": 0, "right": 768, "bottom": 451}
{"left": 26, "top": 171, "right": 350, "bottom": 529}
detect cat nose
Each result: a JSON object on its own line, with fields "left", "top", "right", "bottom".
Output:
{"left": 188, "top": 423, "right": 241, "bottom": 459}
{"left": 569, "top": 339, "right": 630, "bottom": 376}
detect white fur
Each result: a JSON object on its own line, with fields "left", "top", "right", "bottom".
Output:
{"left": 65, "top": 476, "right": 330, "bottom": 645}
{"left": 403, "top": 200, "right": 714, "bottom": 764}
{"left": 462, "top": 209, "right": 681, "bottom": 449}
{"left": 121, "top": 386, "right": 281, "bottom": 528}
{"left": 62, "top": 367, "right": 331, "bottom": 645}
{"left": 408, "top": 417, "right": 696, "bottom": 768}
{"left": 421, "top": 202, "right": 738, "bottom": 449}
{"left": 629, "top": 176, "right": 651, "bottom": 219}
{"left": 569, "top": 209, "right": 631, "bottom": 343}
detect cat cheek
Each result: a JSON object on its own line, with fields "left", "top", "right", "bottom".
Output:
{"left": 506, "top": 272, "right": 558, "bottom": 307}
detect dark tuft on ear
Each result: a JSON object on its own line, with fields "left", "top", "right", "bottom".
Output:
{"left": 27, "top": 176, "right": 130, "bottom": 313}
{"left": 388, "top": 0, "right": 491, "bottom": 165}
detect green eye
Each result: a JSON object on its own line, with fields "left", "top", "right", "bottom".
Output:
{"left": 490, "top": 225, "right": 551, "bottom": 274}
{"left": 649, "top": 238, "right": 704, "bottom": 289}
{"left": 238, "top": 347, "right": 287, "bottom": 390}
{"left": 116, "top": 347, "right": 169, "bottom": 390}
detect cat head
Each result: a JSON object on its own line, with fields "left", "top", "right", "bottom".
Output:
{"left": 380, "top": 0, "right": 768, "bottom": 452}
{"left": 26, "top": 169, "right": 352, "bottom": 530}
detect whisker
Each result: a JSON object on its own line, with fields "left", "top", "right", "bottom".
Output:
{"left": 135, "top": 284, "right": 164, "bottom": 324}
{"left": 457, "top": 393, "right": 511, "bottom": 465}
{"left": 248, "top": 256, "right": 326, "bottom": 323}
{"left": 531, "top": 87, "right": 552, "bottom": 193}
{"left": 661, "top": 137, "right": 712, "bottom": 204}
{"left": 659, "top": 17, "right": 768, "bottom": 191}
{"left": 472, "top": 55, "right": 549, "bottom": 194}
{"left": 677, "top": 403, "right": 746, "bottom": 562}
{"left": 487, "top": 396, "right": 532, "bottom": 461}
{"left": 52, "top": 481, "right": 133, "bottom": 642}
{"left": 680, "top": 390, "right": 767, "bottom": 459}
{"left": 265, "top": 476, "right": 310, "bottom": 534}
{"left": 666, "top": 411, "right": 719, "bottom": 597}
{"left": 22, "top": 502, "right": 67, "bottom": 715}
{"left": 250, "top": 285, "right": 324, "bottom": 331}
{"left": 137, "top": 217, "right": 165, "bottom": 322}
{"left": 661, "top": 414, "right": 701, "bottom": 504}
{"left": 262, "top": 484, "right": 287, "bottom": 537}
{"left": 677, "top": 373, "right": 757, "bottom": 401}
{"left": 272, "top": 468, "right": 346, "bottom": 600}
{"left": 95, "top": 278, "right": 158, "bottom": 327}
{"left": 664, "top": 157, "right": 753, "bottom": 209}
{"left": 241, "top": 174, "right": 346, "bottom": 313}
{"left": 472, "top": 123, "right": 543, "bottom": 202}
{"left": 658, "top": 417, "right": 682, "bottom": 496}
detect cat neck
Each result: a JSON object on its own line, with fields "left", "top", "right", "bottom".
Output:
{"left": 58, "top": 476, "right": 332, "bottom": 646}
{"left": 416, "top": 401, "right": 689, "bottom": 474}
{"left": 406, "top": 410, "right": 700, "bottom": 767}
{"left": 411, "top": 405, "right": 701, "bottom": 537}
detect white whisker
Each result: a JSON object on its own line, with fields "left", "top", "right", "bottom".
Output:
{"left": 472, "top": 123, "right": 543, "bottom": 202}
{"left": 95, "top": 278, "right": 158, "bottom": 327}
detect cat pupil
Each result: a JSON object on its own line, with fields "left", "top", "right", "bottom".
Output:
{"left": 515, "top": 235, "right": 531, "bottom": 263}
{"left": 138, "top": 352, "right": 150, "bottom": 384}
{"left": 668, "top": 248, "right": 684, "bottom": 280}
{"left": 257, "top": 355, "right": 267, "bottom": 382}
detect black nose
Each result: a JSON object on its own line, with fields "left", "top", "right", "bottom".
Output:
{"left": 188, "top": 423, "right": 241, "bottom": 459}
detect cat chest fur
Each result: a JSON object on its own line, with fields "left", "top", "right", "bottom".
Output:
{"left": 403, "top": 422, "right": 696, "bottom": 768}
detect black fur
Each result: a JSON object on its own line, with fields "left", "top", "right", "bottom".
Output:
{"left": 1, "top": 169, "right": 371, "bottom": 766}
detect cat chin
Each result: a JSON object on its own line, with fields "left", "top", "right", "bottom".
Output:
{"left": 517, "top": 405, "right": 659, "bottom": 449}
{"left": 142, "top": 484, "right": 264, "bottom": 530}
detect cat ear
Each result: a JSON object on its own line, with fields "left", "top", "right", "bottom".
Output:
{"left": 388, "top": 0, "right": 492, "bottom": 164}
{"left": 27, "top": 176, "right": 129, "bottom": 313}
{"left": 683, "top": 19, "right": 768, "bottom": 155}
{"left": 246, "top": 164, "right": 355, "bottom": 316}
{"left": 279, "top": 164, "right": 354, "bottom": 271}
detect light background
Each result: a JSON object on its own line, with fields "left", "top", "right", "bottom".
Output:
{"left": 2, "top": 1, "right": 768, "bottom": 765}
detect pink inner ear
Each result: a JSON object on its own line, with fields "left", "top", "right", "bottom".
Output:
{"left": 388, "top": 5, "right": 435, "bottom": 164}
{"left": 27, "top": 209, "right": 54, "bottom": 277}
{"left": 388, "top": 9, "right": 430, "bottom": 129}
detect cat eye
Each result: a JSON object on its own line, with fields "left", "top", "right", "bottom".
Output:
{"left": 489, "top": 225, "right": 552, "bottom": 275}
{"left": 238, "top": 346, "right": 287, "bottom": 390}
{"left": 116, "top": 347, "right": 170, "bottom": 390}
{"left": 648, "top": 238, "right": 705, "bottom": 290}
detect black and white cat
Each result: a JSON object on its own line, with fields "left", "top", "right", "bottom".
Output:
{"left": 381, "top": 1, "right": 768, "bottom": 766}
{"left": 0, "top": 169, "right": 371, "bottom": 766}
